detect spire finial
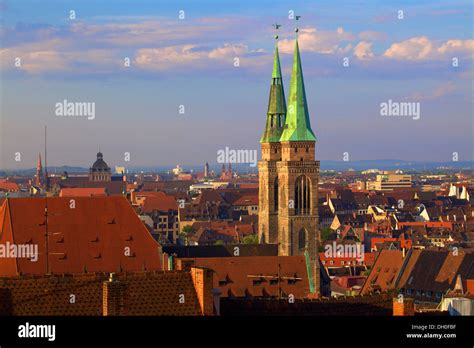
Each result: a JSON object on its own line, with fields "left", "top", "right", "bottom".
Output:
{"left": 294, "top": 15, "right": 301, "bottom": 38}
{"left": 272, "top": 23, "right": 281, "bottom": 40}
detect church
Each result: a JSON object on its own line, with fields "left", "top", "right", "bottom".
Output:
{"left": 258, "top": 34, "right": 321, "bottom": 294}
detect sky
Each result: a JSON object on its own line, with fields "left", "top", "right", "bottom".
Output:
{"left": 0, "top": 0, "right": 473, "bottom": 170}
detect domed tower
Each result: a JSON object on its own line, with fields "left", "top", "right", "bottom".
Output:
{"left": 89, "top": 152, "right": 111, "bottom": 181}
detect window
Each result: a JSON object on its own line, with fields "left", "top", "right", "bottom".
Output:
{"left": 330, "top": 260, "right": 334, "bottom": 265}
{"left": 406, "top": 289, "right": 413, "bottom": 295}
{"left": 426, "top": 291, "right": 432, "bottom": 297}
{"left": 298, "top": 229, "right": 307, "bottom": 251}
{"left": 436, "top": 292, "right": 442, "bottom": 299}
{"left": 273, "top": 177, "right": 279, "bottom": 212}
{"left": 294, "top": 175, "right": 311, "bottom": 215}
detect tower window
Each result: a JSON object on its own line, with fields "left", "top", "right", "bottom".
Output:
{"left": 294, "top": 175, "right": 311, "bottom": 215}
{"left": 298, "top": 229, "right": 307, "bottom": 251}
{"left": 273, "top": 177, "right": 279, "bottom": 212}
{"left": 294, "top": 147, "right": 297, "bottom": 153}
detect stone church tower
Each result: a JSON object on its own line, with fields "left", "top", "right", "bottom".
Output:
{"left": 258, "top": 35, "right": 321, "bottom": 295}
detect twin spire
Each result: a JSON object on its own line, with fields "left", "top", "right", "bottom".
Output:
{"left": 260, "top": 36, "right": 316, "bottom": 144}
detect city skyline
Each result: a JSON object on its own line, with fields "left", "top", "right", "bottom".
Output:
{"left": 1, "top": 0, "right": 473, "bottom": 169}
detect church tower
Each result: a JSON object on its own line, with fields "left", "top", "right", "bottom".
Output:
{"left": 258, "top": 37, "right": 286, "bottom": 244}
{"left": 35, "top": 153, "right": 44, "bottom": 187}
{"left": 259, "top": 33, "right": 321, "bottom": 295}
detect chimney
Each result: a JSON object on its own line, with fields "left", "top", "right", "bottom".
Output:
{"left": 393, "top": 297, "right": 415, "bottom": 316}
{"left": 190, "top": 266, "right": 214, "bottom": 316}
{"left": 103, "top": 274, "right": 127, "bottom": 316}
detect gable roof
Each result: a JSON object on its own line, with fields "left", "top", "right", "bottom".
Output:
{"left": 0, "top": 197, "right": 161, "bottom": 276}
{"left": 397, "top": 250, "right": 474, "bottom": 293}
{"left": 360, "top": 250, "right": 406, "bottom": 294}
{"left": 178, "top": 255, "right": 312, "bottom": 299}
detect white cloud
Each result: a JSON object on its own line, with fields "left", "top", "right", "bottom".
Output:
{"left": 279, "top": 27, "right": 355, "bottom": 54}
{"left": 133, "top": 43, "right": 262, "bottom": 71}
{"left": 353, "top": 41, "right": 374, "bottom": 59}
{"left": 384, "top": 37, "right": 474, "bottom": 60}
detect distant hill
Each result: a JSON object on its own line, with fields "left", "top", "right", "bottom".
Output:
{"left": 1, "top": 160, "right": 472, "bottom": 175}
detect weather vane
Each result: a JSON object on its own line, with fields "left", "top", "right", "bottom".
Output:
{"left": 272, "top": 23, "right": 282, "bottom": 40}
{"left": 295, "top": 15, "right": 301, "bottom": 33}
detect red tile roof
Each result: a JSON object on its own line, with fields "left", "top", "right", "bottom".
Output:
{"left": 360, "top": 250, "right": 405, "bottom": 295}
{"left": 0, "top": 270, "right": 207, "bottom": 316}
{"left": 0, "top": 181, "right": 20, "bottom": 192}
{"left": 178, "top": 256, "right": 312, "bottom": 299}
{"left": 140, "top": 193, "right": 178, "bottom": 213}
{"left": 232, "top": 194, "right": 258, "bottom": 206}
{"left": 0, "top": 197, "right": 161, "bottom": 276}
{"left": 60, "top": 188, "right": 107, "bottom": 197}
{"left": 397, "top": 249, "right": 474, "bottom": 293}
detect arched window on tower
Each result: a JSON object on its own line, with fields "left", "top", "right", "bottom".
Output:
{"left": 294, "top": 175, "right": 311, "bottom": 215}
{"left": 273, "top": 176, "right": 279, "bottom": 212}
{"left": 298, "top": 228, "right": 307, "bottom": 251}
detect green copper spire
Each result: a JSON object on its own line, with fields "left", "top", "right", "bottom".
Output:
{"left": 260, "top": 43, "right": 286, "bottom": 144}
{"left": 279, "top": 39, "right": 316, "bottom": 142}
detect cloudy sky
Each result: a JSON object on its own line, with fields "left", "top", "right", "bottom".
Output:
{"left": 0, "top": 0, "right": 473, "bottom": 169}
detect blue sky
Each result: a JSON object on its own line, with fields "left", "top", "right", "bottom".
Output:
{"left": 0, "top": 0, "right": 473, "bottom": 169}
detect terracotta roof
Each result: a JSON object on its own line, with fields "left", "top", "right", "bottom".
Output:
{"left": 0, "top": 181, "right": 20, "bottom": 192}
{"left": 0, "top": 270, "right": 206, "bottom": 316}
{"left": 370, "top": 238, "right": 412, "bottom": 251}
{"left": 194, "top": 189, "right": 225, "bottom": 204}
{"left": 397, "top": 249, "right": 474, "bottom": 293}
{"left": 60, "top": 188, "right": 107, "bottom": 197}
{"left": 141, "top": 193, "right": 178, "bottom": 213}
{"left": 360, "top": 250, "right": 405, "bottom": 294}
{"left": 178, "top": 256, "right": 312, "bottom": 299}
{"left": 0, "top": 197, "right": 161, "bottom": 276}
{"left": 58, "top": 179, "right": 126, "bottom": 195}
{"left": 319, "top": 252, "right": 376, "bottom": 267}
{"left": 232, "top": 194, "right": 258, "bottom": 206}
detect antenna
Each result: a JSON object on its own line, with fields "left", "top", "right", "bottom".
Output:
{"left": 44, "top": 125, "right": 48, "bottom": 190}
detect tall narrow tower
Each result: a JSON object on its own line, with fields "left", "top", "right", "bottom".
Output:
{"left": 35, "top": 153, "right": 44, "bottom": 187}
{"left": 258, "top": 36, "right": 286, "bottom": 244}
{"left": 259, "top": 31, "right": 321, "bottom": 295}
{"left": 278, "top": 37, "right": 319, "bottom": 256}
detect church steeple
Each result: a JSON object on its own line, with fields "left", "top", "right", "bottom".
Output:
{"left": 260, "top": 40, "right": 286, "bottom": 144}
{"left": 279, "top": 38, "right": 316, "bottom": 142}
{"left": 35, "top": 153, "right": 44, "bottom": 186}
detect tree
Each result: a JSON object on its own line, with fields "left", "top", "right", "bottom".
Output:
{"left": 215, "top": 240, "right": 225, "bottom": 246}
{"left": 182, "top": 225, "right": 194, "bottom": 234}
{"left": 242, "top": 234, "right": 259, "bottom": 244}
